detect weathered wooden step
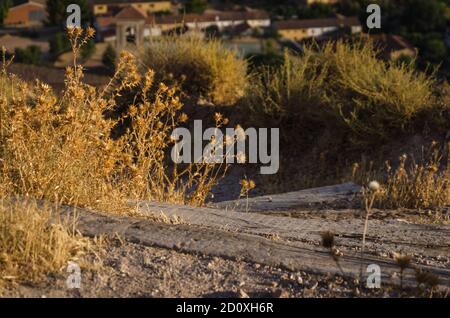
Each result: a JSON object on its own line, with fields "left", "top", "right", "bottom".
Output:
{"left": 212, "top": 182, "right": 361, "bottom": 212}
{"left": 65, "top": 204, "right": 450, "bottom": 288}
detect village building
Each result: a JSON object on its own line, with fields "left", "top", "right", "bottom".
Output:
{"left": 90, "top": 0, "right": 174, "bottom": 16}
{"left": 4, "top": 0, "right": 47, "bottom": 27}
{"left": 273, "top": 16, "right": 362, "bottom": 41}
{"left": 94, "top": 6, "right": 271, "bottom": 49}
{"left": 146, "top": 9, "right": 271, "bottom": 33}
{"left": 369, "top": 34, "right": 417, "bottom": 61}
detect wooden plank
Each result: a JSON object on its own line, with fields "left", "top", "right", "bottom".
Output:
{"left": 58, "top": 204, "right": 450, "bottom": 287}
{"left": 5, "top": 198, "right": 449, "bottom": 288}
{"left": 212, "top": 182, "right": 361, "bottom": 212}
{"left": 135, "top": 201, "right": 450, "bottom": 256}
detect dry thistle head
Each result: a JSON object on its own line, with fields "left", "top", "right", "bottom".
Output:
{"left": 1, "top": 46, "right": 14, "bottom": 74}
{"left": 368, "top": 180, "right": 380, "bottom": 192}
{"left": 239, "top": 178, "right": 256, "bottom": 197}
{"left": 214, "top": 112, "right": 223, "bottom": 124}
{"left": 393, "top": 252, "right": 412, "bottom": 270}
{"left": 235, "top": 124, "right": 246, "bottom": 141}
{"left": 321, "top": 231, "right": 335, "bottom": 249}
{"left": 86, "top": 27, "right": 96, "bottom": 39}
{"left": 143, "top": 69, "right": 155, "bottom": 94}
{"left": 426, "top": 164, "right": 438, "bottom": 173}
{"left": 236, "top": 151, "right": 246, "bottom": 164}
{"left": 351, "top": 162, "right": 359, "bottom": 178}
{"left": 178, "top": 113, "right": 188, "bottom": 123}
{"left": 214, "top": 112, "right": 229, "bottom": 127}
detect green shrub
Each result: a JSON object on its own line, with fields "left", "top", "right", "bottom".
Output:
{"left": 102, "top": 44, "right": 116, "bottom": 71}
{"left": 244, "top": 41, "right": 442, "bottom": 146}
{"left": 246, "top": 52, "right": 284, "bottom": 72}
{"left": 141, "top": 35, "right": 248, "bottom": 106}
{"left": 80, "top": 38, "right": 96, "bottom": 61}
{"left": 49, "top": 32, "right": 71, "bottom": 57}
{"left": 184, "top": 0, "right": 208, "bottom": 14}
{"left": 0, "top": 0, "right": 11, "bottom": 26}
{"left": 14, "top": 45, "right": 42, "bottom": 65}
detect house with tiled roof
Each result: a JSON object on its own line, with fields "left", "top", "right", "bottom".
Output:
{"left": 369, "top": 34, "right": 417, "bottom": 61}
{"left": 273, "top": 16, "right": 362, "bottom": 41}
{"left": 145, "top": 10, "right": 271, "bottom": 32}
{"left": 4, "top": 1, "right": 47, "bottom": 27}
{"left": 89, "top": 0, "right": 174, "bottom": 16}
{"left": 95, "top": 7, "right": 271, "bottom": 44}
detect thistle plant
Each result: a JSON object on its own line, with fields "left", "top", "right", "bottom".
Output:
{"left": 0, "top": 27, "right": 241, "bottom": 285}
{"left": 321, "top": 231, "right": 345, "bottom": 276}
{"left": 240, "top": 178, "right": 256, "bottom": 212}
{"left": 393, "top": 252, "right": 412, "bottom": 290}
{"left": 0, "top": 27, "right": 234, "bottom": 211}
{"left": 359, "top": 180, "right": 380, "bottom": 281}
{"left": 415, "top": 268, "right": 440, "bottom": 297}
{"left": 1, "top": 46, "right": 13, "bottom": 75}
{"left": 351, "top": 146, "right": 449, "bottom": 211}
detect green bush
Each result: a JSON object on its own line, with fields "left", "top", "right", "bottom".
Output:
{"left": 14, "top": 46, "right": 42, "bottom": 65}
{"left": 0, "top": 0, "right": 11, "bottom": 26}
{"left": 49, "top": 32, "right": 71, "bottom": 57}
{"left": 244, "top": 41, "right": 443, "bottom": 146}
{"left": 102, "top": 44, "right": 116, "bottom": 71}
{"left": 80, "top": 38, "right": 96, "bottom": 61}
{"left": 297, "top": 3, "right": 335, "bottom": 19}
{"left": 142, "top": 35, "right": 248, "bottom": 106}
{"left": 246, "top": 52, "right": 284, "bottom": 72}
{"left": 46, "top": 0, "right": 91, "bottom": 27}
{"left": 184, "top": 0, "right": 208, "bottom": 14}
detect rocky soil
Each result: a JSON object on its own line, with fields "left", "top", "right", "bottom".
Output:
{"left": 1, "top": 183, "right": 449, "bottom": 298}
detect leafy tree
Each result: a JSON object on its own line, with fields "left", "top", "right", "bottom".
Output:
{"left": 401, "top": 0, "right": 446, "bottom": 33}
{"left": 334, "top": 0, "right": 448, "bottom": 75}
{"left": 337, "top": 0, "right": 362, "bottom": 16}
{"left": 46, "top": 0, "right": 91, "bottom": 28}
{"left": 421, "top": 38, "right": 447, "bottom": 64}
{"left": 14, "top": 46, "right": 42, "bottom": 65}
{"left": 102, "top": 44, "right": 116, "bottom": 71}
{"left": 49, "top": 32, "right": 71, "bottom": 57}
{"left": 246, "top": 52, "right": 284, "bottom": 71}
{"left": 184, "top": 0, "right": 208, "bottom": 14}
{"left": 297, "top": 3, "right": 335, "bottom": 19}
{"left": 271, "top": 5, "right": 297, "bottom": 19}
{"left": 80, "top": 38, "right": 96, "bottom": 61}
{"left": 46, "top": 0, "right": 67, "bottom": 26}
{"left": 0, "top": 0, "right": 12, "bottom": 26}
{"left": 205, "top": 25, "right": 220, "bottom": 38}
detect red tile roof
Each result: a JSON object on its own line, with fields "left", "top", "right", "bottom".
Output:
{"left": 146, "top": 10, "right": 269, "bottom": 25}
{"left": 115, "top": 6, "right": 147, "bottom": 20}
{"left": 274, "top": 16, "right": 360, "bottom": 30}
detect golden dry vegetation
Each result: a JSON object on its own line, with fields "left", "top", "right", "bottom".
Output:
{"left": 0, "top": 28, "right": 232, "bottom": 285}
{"left": 0, "top": 29, "right": 448, "bottom": 287}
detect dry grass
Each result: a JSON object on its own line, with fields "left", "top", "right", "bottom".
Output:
{"left": 352, "top": 143, "right": 449, "bottom": 210}
{"left": 141, "top": 35, "right": 248, "bottom": 106}
{"left": 244, "top": 41, "right": 445, "bottom": 146}
{"left": 245, "top": 40, "right": 448, "bottom": 200}
{"left": 0, "top": 28, "right": 228, "bottom": 210}
{"left": 0, "top": 28, "right": 234, "bottom": 285}
{"left": 0, "top": 199, "right": 92, "bottom": 284}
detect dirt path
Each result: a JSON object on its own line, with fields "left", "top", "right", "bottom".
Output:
{"left": 2, "top": 184, "right": 449, "bottom": 297}
{"left": 2, "top": 238, "right": 392, "bottom": 298}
